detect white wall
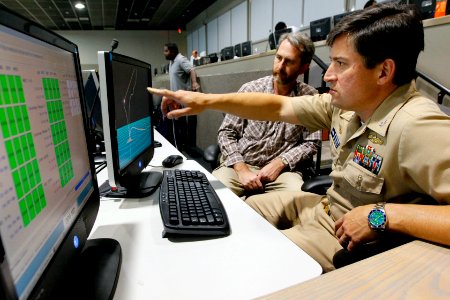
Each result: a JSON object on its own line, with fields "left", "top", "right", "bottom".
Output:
{"left": 57, "top": 30, "right": 186, "bottom": 72}
{"left": 187, "top": 0, "right": 349, "bottom": 54}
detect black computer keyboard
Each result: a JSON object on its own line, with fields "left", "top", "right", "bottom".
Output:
{"left": 159, "top": 169, "right": 230, "bottom": 237}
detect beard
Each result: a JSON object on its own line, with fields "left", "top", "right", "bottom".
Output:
{"left": 273, "top": 70, "right": 295, "bottom": 85}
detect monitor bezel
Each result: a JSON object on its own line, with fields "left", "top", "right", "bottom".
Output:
{"left": 97, "top": 51, "right": 154, "bottom": 189}
{"left": 0, "top": 4, "right": 100, "bottom": 299}
{"left": 241, "top": 41, "right": 252, "bottom": 57}
{"left": 310, "top": 17, "right": 332, "bottom": 42}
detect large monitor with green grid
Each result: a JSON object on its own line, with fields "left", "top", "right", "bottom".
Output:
{"left": 0, "top": 5, "right": 120, "bottom": 300}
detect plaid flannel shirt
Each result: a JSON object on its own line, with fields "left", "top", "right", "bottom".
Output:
{"left": 217, "top": 75, "right": 321, "bottom": 170}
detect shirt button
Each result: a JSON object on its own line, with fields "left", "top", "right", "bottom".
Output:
{"left": 356, "top": 175, "right": 363, "bottom": 191}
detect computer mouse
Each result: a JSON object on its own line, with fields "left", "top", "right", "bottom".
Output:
{"left": 162, "top": 155, "right": 184, "bottom": 168}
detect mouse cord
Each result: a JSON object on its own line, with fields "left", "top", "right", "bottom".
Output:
{"left": 171, "top": 118, "right": 179, "bottom": 149}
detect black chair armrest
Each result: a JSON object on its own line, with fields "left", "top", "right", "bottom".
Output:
{"left": 333, "top": 233, "right": 414, "bottom": 268}
{"left": 203, "top": 144, "right": 220, "bottom": 162}
{"left": 301, "top": 175, "right": 333, "bottom": 195}
{"left": 203, "top": 144, "right": 221, "bottom": 170}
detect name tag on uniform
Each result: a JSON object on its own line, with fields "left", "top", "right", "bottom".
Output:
{"left": 331, "top": 128, "right": 340, "bottom": 149}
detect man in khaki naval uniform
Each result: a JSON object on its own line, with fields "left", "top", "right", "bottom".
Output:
{"left": 150, "top": 3, "right": 450, "bottom": 272}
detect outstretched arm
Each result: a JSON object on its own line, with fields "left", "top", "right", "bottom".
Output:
{"left": 147, "top": 87, "right": 300, "bottom": 124}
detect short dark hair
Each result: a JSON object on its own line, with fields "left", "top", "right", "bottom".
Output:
{"left": 164, "top": 43, "right": 179, "bottom": 55}
{"left": 327, "top": 3, "right": 424, "bottom": 86}
{"left": 278, "top": 32, "right": 315, "bottom": 65}
{"left": 275, "top": 22, "right": 287, "bottom": 31}
{"left": 364, "top": 0, "right": 377, "bottom": 9}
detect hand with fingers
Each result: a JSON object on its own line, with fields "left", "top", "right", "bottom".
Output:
{"left": 334, "top": 205, "right": 378, "bottom": 251}
{"left": 147, "top": 87, "right": 205, "bottom": 119}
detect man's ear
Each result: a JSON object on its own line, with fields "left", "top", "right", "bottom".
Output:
{"left": 377, "top": 59, "right": 396, "bottom": 85}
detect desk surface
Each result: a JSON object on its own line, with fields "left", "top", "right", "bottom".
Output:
{"left": 90, "top": 131, "right": 322, "bottom": 299}
{"left": 259, "top": 240, "right": 450, "bottom": 300}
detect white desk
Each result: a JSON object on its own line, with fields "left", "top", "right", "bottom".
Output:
{"left": 90, "top": 131, "right": 321, "bottom": 300}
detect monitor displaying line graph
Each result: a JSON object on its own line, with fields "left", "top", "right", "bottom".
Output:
{"left": 111, "top": 60, "right": 152, "bottom": 171}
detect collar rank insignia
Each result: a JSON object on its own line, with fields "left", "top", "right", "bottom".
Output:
{"left": 368, "top": 133, "right": 384, "bottom": 145}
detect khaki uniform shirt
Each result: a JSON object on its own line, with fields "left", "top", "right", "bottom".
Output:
{"left": 291, "top": 81, "right": 450, "bottom": 220}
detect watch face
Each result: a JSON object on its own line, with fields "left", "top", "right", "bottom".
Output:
{"left": 368, "top": 209, "right": 386, "bottom": 228}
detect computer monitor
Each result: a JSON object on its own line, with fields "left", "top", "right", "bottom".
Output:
{"left": 220, "top": 46, "right": 234, "bottom": 61}
{"left": 208, "top": 53, "right": 219, "bottom": 63}
{"left": 234, "top": 43, "right": 242, "bottom": 57}
{"left": 97, "top": 51, "right": 162, "bottom": 198}
{"left": 310, "top": 17, "right": 331, "bottom": 42}
{"left": 268, "top": 27, "right": 298, "bottom": 50}
{"left": 241, "top": 41, "right": 252, "bottom": 57}
{"left": 199, "top": 56, "right": 210, "bottom": 65}
{"left": 81, "top": 70, "right": 104, "bottom": 158}
{"left": 410, "top": 0, "right": 436, "bottom": 19}
{"left": 0, "top": 5, "right": 120, "bottom": 300}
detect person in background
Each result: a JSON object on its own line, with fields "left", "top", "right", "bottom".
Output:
{"left": 162, "top": 43, "right": 200, "bottom": 153}
{"left": 150, "top": 3, "right": 450, "bottom": 272}
{"left": 213, "top": 32, "right": 320, "bottom": 199}
{"left": 275, "top": 21, "right": 287, "bottom": 32}
{"left": 190, "top": 49, "right": 199, "bottom": 65}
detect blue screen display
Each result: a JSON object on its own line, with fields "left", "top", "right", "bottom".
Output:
{"left": 117, "top": 116, "right": 151, "bottom": 169}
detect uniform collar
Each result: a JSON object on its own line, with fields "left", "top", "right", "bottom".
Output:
{"left": 364, "top": 81, "right": 418, "bottom": 136}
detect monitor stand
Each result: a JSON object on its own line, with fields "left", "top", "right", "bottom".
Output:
{"left": 99, "top": 171, "right": 163, "bottom": 198}
{"left": 54, "top": 238, "right": 122, "bottom": 300}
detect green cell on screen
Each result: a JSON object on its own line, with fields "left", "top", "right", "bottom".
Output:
{"left": 20, "top": 167, "right": 30, "bottom": 194}
{"left": 15, "top": 106, "right": 25, "bottom": 132}
{"left": 13, "top": 138, "right": 23, "bottom": 166}
{"left": 52, "top": 81, "right": 58, "bottom": 99}
{"left": 8, "top": 75, "right": 18, "bottom": 103}
{"left": 16, "top": 110, "right": 25, "bottom": 133}
{"left": 27, "top": 134, "right": 36, "bottom": 157}
{"left": 48, "top": 79, "right": 54, "bottom": 99}
{"left": 55, "top": 79, "right": 61, "bottom": 98}
{"left": 12, "top": 170, "right": 23, "bottom": 199}
{"left": 0, "top": 108, "right": 10, "bottom": 138}
{"left": 1, "top": 75, "right": 11, "bottom": 104}
{"left": 26, "top": 195, "right": 36, "bottom": 220}
{"left": 62, "top": 123, "right": 68, "bottom": 140}
{"left": 38, "top": 185, "right": 46, "bottom": 208}
{"left": 6, "top": 107, "right": 17, "bottom": 136}
{"left": 27, "top": 162, "right": 35, "bottom": 187}
{"left": 19, "top": 200, "right": 30, "bottom": 227}
{"left": 22, "top": 106, "right": 30, "bottom": 131}
{"left": 5, "top": 139, "right": 16, "bottom": 169}
{"left": 15, "top": 76, "right": 25, "bottom": 103}
{"left": 0, "top": 79, "right": 3, "bottom": 105}
{"left": 33, "top": 189, "right": 42, "bottom": 214}
{"left": 32, "top": 159, "right": 41, "bottom": 183}
{"left": 22, "top": 135, "right": 30, "bottom": 162}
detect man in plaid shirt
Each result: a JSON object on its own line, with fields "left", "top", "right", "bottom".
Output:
{"left": 213, "top": 32, "right": 321, "bottom": 199}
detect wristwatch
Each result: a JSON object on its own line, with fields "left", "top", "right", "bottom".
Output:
{"left": 368, "top": 202, "right": 387, "bottom": 231}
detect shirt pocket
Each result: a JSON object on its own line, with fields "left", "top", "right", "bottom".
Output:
{"left": 341, "top": 161, "right": 385, "bottom": 206}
